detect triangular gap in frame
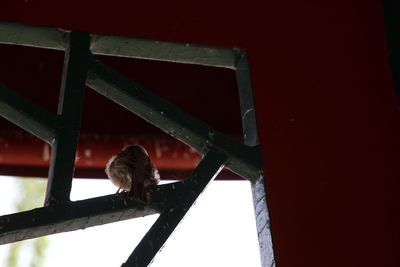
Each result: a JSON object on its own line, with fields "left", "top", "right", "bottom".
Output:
{"left": 94, "top": 54, "right": 244, "bottom": 143}
{"left": 0, "top": 43, "right": 64, "bottom": 114}
{"left": 79, "top": 87, "right": 205, "bottom": 186}
{"left": 79, "top": 86, "right": 242, "bottom": 185}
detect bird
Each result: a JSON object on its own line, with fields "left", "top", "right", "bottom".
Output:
{"left": 105, "top": 145, "right": 160, "bottom": 203}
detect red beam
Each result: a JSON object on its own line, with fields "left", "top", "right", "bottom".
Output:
{"left": 0, "top": 130, "right": 203, "bottom": 178}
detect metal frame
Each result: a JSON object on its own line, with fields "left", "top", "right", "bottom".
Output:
{"left": 0, "top": 22, "right": 275, "bottom": 266}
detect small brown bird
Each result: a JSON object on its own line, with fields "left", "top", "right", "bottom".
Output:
{"left": 105, "top": 145, "right": 160, "bottom": 203}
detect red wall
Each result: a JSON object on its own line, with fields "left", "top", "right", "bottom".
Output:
{"left": 1, "top": 0, "right": 399, "bottom": 266}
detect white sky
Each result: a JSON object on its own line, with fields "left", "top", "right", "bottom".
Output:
{"left": 0, "top": 176, "right": 261, "bottom": 267}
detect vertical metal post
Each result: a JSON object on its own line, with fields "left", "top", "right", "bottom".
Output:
{"left": 45, "top": 31, "right": 90, "bottom": 205}
{"left": 122, "top": 150, "right": 227, "bottom": 267}
{"left": 236, "top": 52, "right": 276, "bottom": 267}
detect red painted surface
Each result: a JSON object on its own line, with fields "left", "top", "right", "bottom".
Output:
{"left": 0, "top": 130, "right": 202, "bottom": 177}
{"left": 0, "top": 1, "right": 399, "bottom": 266}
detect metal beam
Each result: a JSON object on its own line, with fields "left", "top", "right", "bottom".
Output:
{"left": 0, "top": 172, "right": 224, "bottom": 246}
{"left": 90, "top": 34, "right": 240, "bottom": 69}
{"left": 122, "top": 149, "right": 226, "bottom": 267}
{"left": 0, "top": 22, "right": 66, "bottom": 50}
{"left": 0, "top": 21, "right": 273, "bottom": 266}
{"left": 0, "top": 22, "right": 240, "bottom": 69}
{"left": 0, "top": 83, "right": 59, "bottom": 143}
{"left": 236, "top": 52, "right": 275, "bottom": 267}
{"left": 45, "top": 31, "right": 90, "bottom": 205}
{"left": 0, "top": 190, "right": 165, "bottom": 245}
{"left": 86, "top": 58, "right": 262, "bottom": 182}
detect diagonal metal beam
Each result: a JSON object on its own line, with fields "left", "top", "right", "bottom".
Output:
{"left": 0, "top": 83, "right": 59, "bottom": 143}
{"left": 86, "top": 57, "right": 262, "bottom": 182}
{"left": 122, "top": 149, "right": 226, "bottom": 267}
{"left": 45, "top": 31, "right": 90, "bottom": 205}
{"left": 0, "top": 190, "right": 166, "bottom": 245}
{"left": 0, "top": 178, "right": 215, "bottom": 246}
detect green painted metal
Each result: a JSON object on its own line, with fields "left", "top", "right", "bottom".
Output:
{"left": 90, "top": 34, "right": 240, "bottom": 69}
{"left": 0, "top": 83, "right": 59, "bottom": 143}
{"left": 0, "top": 192, "right": 160, "bottom": 245}
{"left": 0, "top": 21, "right": 274, "bottom": 267}
{"left": 122, "top": 149, "right": 226, "bottom": 267}
{"left": 236, "top": 52, "right": 275, "bottom": 267}
{"left": 45, "top": 31, "right": 90, "bottom": 205}
{"left": 0, "top": 165, "right": 222, "bottom": 247}
{"left": 0, "top": 22, "right": 240, "bottom": 69}
{"left": 86, "top": 57, "right": 262, "bottom": 182}
{"left": 235, "top": 53, "right": 259, "bottom": 147}
{"left": 0, "top": 22, "right": 66, "bottom": 51}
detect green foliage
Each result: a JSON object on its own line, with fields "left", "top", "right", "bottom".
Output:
{"left": 6, "top": 178, "right": 50, "bottom": 267}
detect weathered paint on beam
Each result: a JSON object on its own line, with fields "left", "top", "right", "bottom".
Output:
{"left": 86, "top": 58, "right": 263, "bottom": 182}
{"left": 0, "top": 22, "right": 66, "bottom": 50}
{"left": 236, "top": 52, "right": 276, "bottom": 267}
{"left": 123, "top": 150, "right": 226, "bottom": 266}
{"left": 0, "top": 22, "right": 241, "bottom": 69}
{"left": 90, "top": 34, "right": 240, "bottom": 69}
{"left": 0, "top": 83, "right": 59, "bottom": 143}
{"left": 0, "top": 192, "right": 161, "bottom": 245}
{"left": 0, "top": 180, "right": 205, "bottom": 245}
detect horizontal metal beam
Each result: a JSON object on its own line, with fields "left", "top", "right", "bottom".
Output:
{"left": 0, "top": 22, "right": 66, "bottom": 50}
{"left": 0, "top": 83, "right": 59, "bottom": 143}
{"left": 0, "top": 183, "right": 182, "bottom": 245}
{"left": 0, "top": 178, "right": 219, "bottom": 245}
{"left": 0, "top": 22, "right": 241, "bottom": 69}
{"left": 86, "top": 58, "right": 262, "bottom": 182}
{"left": 90, "top": 34, "right": 240, "bottom": 69}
